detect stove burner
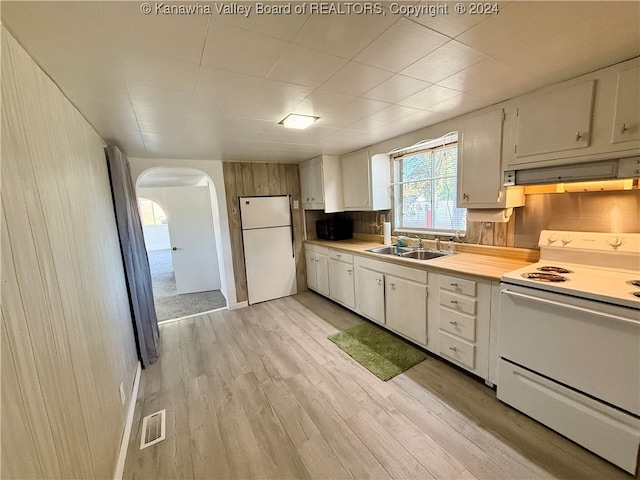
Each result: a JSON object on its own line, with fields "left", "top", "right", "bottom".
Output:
{"left": 521, "top": 272, "right": 568, "bottom": 282}
{"left": 538, "top": 266, "right": 573, "bottom": 274}
{"left": 632, "top": 292, "right": 640, "bottom": 299}
{"left": 627, "top": 280, "right": 640, "bottom": 288}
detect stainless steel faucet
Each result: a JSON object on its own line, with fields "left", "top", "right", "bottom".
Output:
{"left": 435, "top": 238, "right": 441, "bottom": 251}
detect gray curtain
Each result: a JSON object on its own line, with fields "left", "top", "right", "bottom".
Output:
{"left": 105, "top": 145, "right": 159, "bottom": 367}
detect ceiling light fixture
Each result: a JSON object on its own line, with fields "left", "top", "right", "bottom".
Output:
{"left": 279, "top": 114, "right": 318, "bottom": 130}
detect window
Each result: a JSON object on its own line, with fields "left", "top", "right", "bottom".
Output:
{"left": 392, "top": 132, "right": 466, "bottom": 234}
{"left": 138, "top": 198, "right": 167, "bottom": 225}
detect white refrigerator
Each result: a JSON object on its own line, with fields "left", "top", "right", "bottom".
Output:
{"left": 240, "top": 195, "right": 298, "bottom": 305}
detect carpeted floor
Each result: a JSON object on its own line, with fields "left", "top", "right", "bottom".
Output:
{"left": 148, "top": 249, "right": 227, "bottom": 322}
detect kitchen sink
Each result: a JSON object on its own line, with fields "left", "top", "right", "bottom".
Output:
{"left": 367, "top": 245, "right": 414, "bottom": 256}
{"left": 402, "top": 249, "right": 449, "bottom": 260}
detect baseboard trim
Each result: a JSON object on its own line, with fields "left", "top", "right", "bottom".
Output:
{"left": 114, "top": 361, "right": 142, "bottom": 480}
{"left": 229, "top": 301, "right": 248, "bottom": 310}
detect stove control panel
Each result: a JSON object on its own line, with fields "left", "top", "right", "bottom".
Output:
{"left": 539, "top": 230, "right": 640, "bottom": 253}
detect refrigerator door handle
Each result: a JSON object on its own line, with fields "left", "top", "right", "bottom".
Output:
{"left": 288, "top": 195, "right": 295, "bottom": 257}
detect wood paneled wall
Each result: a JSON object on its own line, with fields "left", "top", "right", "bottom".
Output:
{"left": 1, "top": 28, "right": 138, "bottom": 478}
{"left": 222, "top": 163, "right": 305, "bottom": 303}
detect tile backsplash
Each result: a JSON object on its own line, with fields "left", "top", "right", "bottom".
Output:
{"left": 304, "top": 190, "right": 639, "bottom": 250}
{"left": 514, "top": 190, "right": 640, "bottom": 248}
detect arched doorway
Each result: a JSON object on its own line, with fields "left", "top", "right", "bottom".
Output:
{"left": 136, "top": 167, "right": 226, "bottom": 322}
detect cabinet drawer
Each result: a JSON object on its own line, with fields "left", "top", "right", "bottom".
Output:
{"left": 439, "top": 332, "right": 475, "bottom": 369}
{"left": 440, "top": 291, "right": 476, "bottom": 315}
{"left": 439, "top": 308, "right": 476, "bottom": 342}
{"left": 329, "top": 250, "right": 353, "bottom": 264}
{"left": 440, "top": 275, "right": 476, "bottom": 297}
{"left": 305, "top": 244, "right": 328, "bottom": 256}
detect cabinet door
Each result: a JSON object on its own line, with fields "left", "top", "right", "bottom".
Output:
{"left": 328, "top": 259, "right": 355, "bottom": 308}
{"left": 611, "top": 66, "right": 640, "bottom": 144}
{"left": 514, "top": 80, "right": 595, "bottom": 161}
{"left": 315, "top": 254, "right": 330, "bottom": 296}
{"left": 459, "top": 109, "right": 504, "bottom": 206}
{"left": 342, "top": 150, "right": 371, "bottom": 210}
{"left": 357, "top": 267, "right": 385, "bottom": 324}
{"left": 309, "top": 161, "right": 324, "bottom": 206}
{"left": 299, "top": 163, "right": 312, "bottom": 207}
{"left": 385, "top": 275, "right": 427, "bottom": 345}
{"left": 305, "top": 252, "right": 317, "bottom": 291}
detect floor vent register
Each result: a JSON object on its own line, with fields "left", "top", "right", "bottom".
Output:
{"left": 140, "top": 409, "right": 166, "bottom": 450}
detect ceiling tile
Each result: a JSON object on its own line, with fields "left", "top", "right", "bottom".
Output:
{"left": 410, "top": 1, "right": 494, "bottom": 37}
{"left": 354, "top": 18, "right": 448, "bottom": 72}
{"left": 294, "top": 90, "right": 357, "bottom": 116}
{"left": 134, "top": 105, "right": 189, "bottom": 134}
{"left": 398, "top": 84, "right": 460, "bottom": 109}
{"left": 321, "top": 62, "right": 395, "bottom": 96}
{"left": 121, "top": 53, "right": 200, "bottom": 92}
{"left": 194, "top": 66, "right": 263, "bottom": 113}
{"left": 201, "top": 21, "right": 288, "bottom": 76}
{"left": 239, "top": 79, "right": 314, "bottom": 121}
{"left": 401, "top": 40, "right": 487, "bottom": 84}
{"left": 212, "top": 9, "right": 309, "bottom": 42}
{"left": 366, "top": 104, "right": 422, "bottom": 124}
{"left": 363, "top": 75, "right": 431, "bottom": 103}
{"left": 100, "top": 1, "right": 209, "bottom": 65}
{"left": 293, "top": 11, "right": 400, "bottom": 58}
{"left": 127, "top": 83, "right": 193, "bottom": 108}
{"left": 424, "top": 93, "right": 486, "bottom": 116}
{"left": 456, "top": 1, "right": 584, "bottom": 56}
{"left": 494, "top": 2, "right": 640, "bottom": 84}
{"left": 267, "top": 44, "right": 348, "bottom": 88}
{"left": 437, "top": 58, "right": 524, "bottom": 92}
{"left": 334, "top": 97, "right": 391, "bottom": 124}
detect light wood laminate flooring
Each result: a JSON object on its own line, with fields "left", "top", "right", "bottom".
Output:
{"left": 123, "top": 291, "right": 633, "bottom": 479}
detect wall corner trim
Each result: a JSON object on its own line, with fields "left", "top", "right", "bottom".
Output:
{"left": 113, "top": 362, "right": 142, "bottom": 480}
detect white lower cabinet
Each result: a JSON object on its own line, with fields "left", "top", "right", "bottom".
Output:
{"left": 355, "top": 256, "right": 428, "bottom": 346}
{"left": 328, "top": 250, "right": 355, "bottom": 309}
{"left": 385, "top": 275, "right": 427, "bottom": 345}
{"left": 429, "top": 272, "right": 492, "bottom": 380}
{"left": 305, "top": 244, "right": 329, "bottom": 296}
{"left": 306, "top": 244, "right": 495, "bottom": 382}
{"left": 356, "top": 266, "right": 385, "bottom": 324}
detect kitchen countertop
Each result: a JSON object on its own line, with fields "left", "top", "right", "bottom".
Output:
{"left": 305, "top": 237, "right": 538, "bottom": 281}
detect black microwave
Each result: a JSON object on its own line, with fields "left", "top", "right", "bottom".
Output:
{"left": 316, "top": 218, "right": 353, "bottom": 241}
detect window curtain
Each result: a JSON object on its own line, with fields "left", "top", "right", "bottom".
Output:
{"left": 105, "top": 145, "right": 159, "bottom": 367}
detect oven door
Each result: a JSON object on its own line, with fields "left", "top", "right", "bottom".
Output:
{"left": 498, "top": 283, "right": 640, "bottom": 416}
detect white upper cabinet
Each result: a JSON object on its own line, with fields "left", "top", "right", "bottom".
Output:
{"left": 459, "top": 107, "right": 524, "bottom": 209}
{"left": 513, "top": 80, "right": 595, "bottom": 160}
{"left": 341, "top": 150, "right": 390, "bottom": 211}
{"left": 506, "top": 58, "right": 640, "bottom": 170}
{"left": 611, "top": 65, "right": 640, "bottom": 144}
{"left": 299, "top": 155, "right": 343, "bottom": 212}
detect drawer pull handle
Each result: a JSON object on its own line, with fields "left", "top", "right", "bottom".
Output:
{"left": 449, "top": 346, "right": 458, "bottom": 352}
{"left": 450, "top": 283, "right": 458, "bottom": 287}
{"left": 336, "top": 254, "right": 341, "bottom": 257}
{"left": 347, "top": 269, "right": 352, "bottom": 274}
{"left": 449, "top": 321, "right": 458, "bottom": 326}
{"left": 450, "top": 300, "right": 458, "bottom": 304}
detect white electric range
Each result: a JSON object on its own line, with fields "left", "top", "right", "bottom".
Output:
{"left": 498, "top": 230, "right": 640, "bottom": 475}
{"left": 501, "top": 230, "right": 640, "bottom": 309}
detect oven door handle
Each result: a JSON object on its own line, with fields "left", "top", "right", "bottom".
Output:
{"left": 501, "top": 289, "right": 640, "bottom": 326}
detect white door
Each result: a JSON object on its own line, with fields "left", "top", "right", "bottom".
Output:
{"left": 243, "top": 226, "right": 297, "bottom": 304}
{"left": 163, "top": 186, "right": 221, "bottom": 294}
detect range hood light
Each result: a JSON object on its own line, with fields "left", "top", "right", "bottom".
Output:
{"left": 279, "top": 114, "right": 318, "bottom": 130}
